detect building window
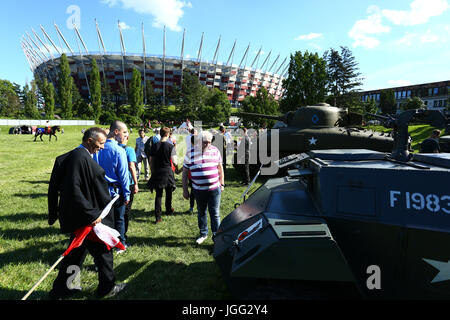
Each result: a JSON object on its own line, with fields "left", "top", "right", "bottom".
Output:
{"left": 407, "top": 90, "right": 411, "bottom": 97}
{"left": 433, "top": 87, "right": 438, "bottom": 95}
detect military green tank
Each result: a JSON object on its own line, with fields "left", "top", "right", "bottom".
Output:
{"left": 233, "top": 103, "right": 394, "bottom": 175}
{"left": 214, "top": 109, "right": 450, "bottom": 299}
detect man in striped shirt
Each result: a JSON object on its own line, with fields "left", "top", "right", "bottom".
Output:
{"left": 182, "top": 131, "right": 225, "bottom": 244}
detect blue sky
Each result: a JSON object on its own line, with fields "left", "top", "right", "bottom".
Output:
{"left": 1, "top": 0, "right": 449, "bottom": 91}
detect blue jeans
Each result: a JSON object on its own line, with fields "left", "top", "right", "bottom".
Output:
{"left": 194, "top": 188, "right": 221, "bottom": 237}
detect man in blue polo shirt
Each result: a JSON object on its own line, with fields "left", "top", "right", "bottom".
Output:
{"left": 94, "top": 121, "right": 131, "bottom": 250}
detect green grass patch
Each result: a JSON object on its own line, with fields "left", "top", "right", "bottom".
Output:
{"left": 0, "top": 122, "right": 440, "bottom": 300}
{"left": 0, "top": 126, "right": 259, "bottom": 300}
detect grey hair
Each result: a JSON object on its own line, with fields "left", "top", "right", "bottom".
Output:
{"left": 82, "top": 127, "right": 107, "bottom": 142}
{"left": 201, "top": 131, "right": 213, "bottom": 142}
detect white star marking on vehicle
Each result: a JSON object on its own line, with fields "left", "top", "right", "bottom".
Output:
{"left": 423, "top": 258, "right": 450, "bottom": 283}
{"left": 309, "top": 137, "right": 317, "bottom": 145}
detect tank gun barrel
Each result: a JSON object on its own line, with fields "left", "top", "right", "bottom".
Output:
{"left": 365, "top": 113, "right": 396, "bottom": 127}
{"left": 237, "top": 112, "right": 285, "bottom": 122}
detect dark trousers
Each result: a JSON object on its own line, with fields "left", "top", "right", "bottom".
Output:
{"left": 113, "top": 196, "right": 127, "bottom": 246}
{"left": 51, "top": 239, "right": 115, "bottom": 297}
{"left": 155, "top": 187, "right": 173, "bottom": 220}
{"left": 124, "top": 187, "right": 135, "bottom": 236}
{"left": 244, "top": 162, "right": 250, "bottom": 184}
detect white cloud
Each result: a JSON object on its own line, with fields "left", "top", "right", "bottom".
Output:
{"left": 348, "top": 6, "right": 391, "bottom": 49}
{"left": 252, "top": 50, "right": 266, "bottom": 55}
{"left": 397, "top": 29, "right": 441, "bottom": 45}
{"left": 382, "top": 0, "right": 449, "bottom": 26}
{"left": 397, "top": 32, "right": 417, "bottom": 46}
{"left": 102, "top": 0, "right": 192, "bottom": 32}
{"left": 118, "top": 21, "right": 132, "bottom": 30}
{"left": 294, "top": 33, "right": 323, "bottom": 41}
{"left": 420, "top": 30, "right": 440, "bottom": 43}
{"left": 38, "top": 44, "right": 65, "bottom": 56}
{"left": 388, "top": 80, "right": 412, "bottom": 86}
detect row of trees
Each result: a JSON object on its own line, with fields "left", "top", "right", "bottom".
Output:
{"left": 280, "top": 47, "right": 367, "bottom": 114}
{"left": 2, "top": 48, "right": 444, "bottom": 125}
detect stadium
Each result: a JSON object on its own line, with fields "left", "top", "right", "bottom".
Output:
{"left": 21, "top": 22, "right": 287, "bottom": 107}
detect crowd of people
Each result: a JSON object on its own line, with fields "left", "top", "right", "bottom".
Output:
{"left": 46, "top": 119, "right": 254, "bottom": 299}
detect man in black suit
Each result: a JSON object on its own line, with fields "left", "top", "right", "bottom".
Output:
{"left": 48, "top": 127, "right": 126, "bottom": 299}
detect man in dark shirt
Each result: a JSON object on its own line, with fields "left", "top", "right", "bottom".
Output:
{"left": 420, "top": 129, "right": 441, "bottom": 153}
{"left": 48, "top": 127, "right": 126, "bottom": 299}
{"left": 147, "top": 127, "right": 179, "bottom": 223}
{"left": 242, "top": 127, "right": 251, "bottom": 185}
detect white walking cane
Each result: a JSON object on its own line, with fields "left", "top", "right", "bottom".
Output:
{"left": 21, "top": 195, "right": 120, "bottom": 300}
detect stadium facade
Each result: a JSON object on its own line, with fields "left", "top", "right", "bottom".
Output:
{"left": 21, "top": 22, "right": 287, "bottom": 106}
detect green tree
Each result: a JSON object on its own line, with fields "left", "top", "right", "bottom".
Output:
{"left": 90, "top": 59, "right": 102, "bottom": 122}
{"left": 379, "top": 89, "right": 397, "bottom": 115}
{"left": 179, "top": 69, "right": 207, "bottom": 119}
{"left": 241, "top": 87, "right": 279, "bottom": 127}
{"left": 58, "top": 54, "right": 73, "bottom": 119}
{"left": 203, "top": 88, "right": 231, "bottom": 124}
{"left": 129, "top": 68, "right": 144, "bottom": 118}
{"left": 199, "top": 105, "right": 216, "bottom": 125}
{"left": 280, "top": 50, "right": 327, "bottom": 112}
{"left": 41, "top": 79, "right": 55, "bottom": 119}
{"left": 402, "top": 96, "right": 425, "bottom": 110}
{"left": 0, "top": 79, "right": 21, "bottom": 117}
{"left": 144, "top": 80, "right": 158, "bottom": 106}
{"left": 23, "top": 83, "right": 39, "bottom": 119}
{"left": 324, "top": 46, "right": 363, "bottom": 111}
{"left": 361, "top": 97, "right": 378, "bottom": 115}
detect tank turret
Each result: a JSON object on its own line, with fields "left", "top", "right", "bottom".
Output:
{"left": 232, "top": 103, "right": 394, "bottom": 177}
{"left": 238, "top": 103, "right": 363, "bottom": 128}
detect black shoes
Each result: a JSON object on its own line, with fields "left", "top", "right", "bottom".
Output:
{"left": 97, "top": 283, "right": 127, "bottom": 299}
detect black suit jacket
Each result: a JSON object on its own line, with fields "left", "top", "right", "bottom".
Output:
{"left": 48, "top": 147, "right": 113, "bottom": 234}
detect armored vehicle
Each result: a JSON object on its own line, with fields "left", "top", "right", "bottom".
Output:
{"left": 233, "top": 103, "right": 394, "bottom": 175}
{"left": 214, "top": 109, "right": 449, "bottom": 299}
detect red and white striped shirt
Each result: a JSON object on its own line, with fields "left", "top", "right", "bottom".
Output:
{"left": 183, "top": 145, "right": 222, "bottom": 191}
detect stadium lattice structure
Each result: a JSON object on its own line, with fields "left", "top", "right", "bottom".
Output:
{"left": 21, "top": 21, "right": 287, "bottom": 106}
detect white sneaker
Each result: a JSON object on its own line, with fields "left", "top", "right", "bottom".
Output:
{"left": 195, "top": 235, "right": 207, "bottom": 245}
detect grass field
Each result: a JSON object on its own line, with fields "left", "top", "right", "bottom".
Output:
{"left": 0, "top": 125, "right": 261, "bottom": 301}
{"left": 0, "top": 123, "right": 440, "bottom": 300}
